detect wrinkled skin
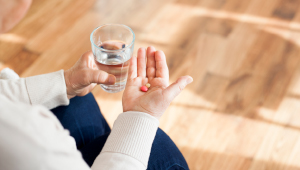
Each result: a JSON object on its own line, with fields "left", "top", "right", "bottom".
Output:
{"left": 64, "top": 51, "right": 116, "bottom": 99}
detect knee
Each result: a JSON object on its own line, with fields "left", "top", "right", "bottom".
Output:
{"left": 147, "top": 128, "right": 189, "bottom": 170}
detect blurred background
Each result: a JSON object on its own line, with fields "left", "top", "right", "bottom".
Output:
{"left": 1, "top": 0, "right": 300, "bottom": 169}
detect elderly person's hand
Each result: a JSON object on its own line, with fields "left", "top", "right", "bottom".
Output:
{"left": 64, "top": 51, "right": 116, "bottom": 99}
{"left": 122, "top": 47, "right": 193, "bottom": 119}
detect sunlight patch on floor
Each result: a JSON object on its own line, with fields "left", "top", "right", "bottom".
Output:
{"left": 0, "top": 33, "right": 26, "bottom": 44}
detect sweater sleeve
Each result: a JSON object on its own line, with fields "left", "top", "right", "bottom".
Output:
{"left": 0, "top": 70, "right": 69, "bottom": 109}
{"left": 91, "top": 111, "right": 159, "bottom": 170}
{"left": 0, "top": 95, "right": 90, "bottom": 170}
{"left": 0, "top": 94, "right": 160, "bottom": 170}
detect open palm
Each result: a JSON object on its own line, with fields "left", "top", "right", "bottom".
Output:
{"left": 122, "top": 47, "right": 193, "bottom": 119}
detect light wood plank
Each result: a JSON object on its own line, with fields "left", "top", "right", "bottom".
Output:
{"left": 1, "top": 0, "right": 300, "bottom": 169}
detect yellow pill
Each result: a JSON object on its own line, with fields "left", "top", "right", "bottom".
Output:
{"left": 146, "top": 83, "right": 151, "bottom": 88}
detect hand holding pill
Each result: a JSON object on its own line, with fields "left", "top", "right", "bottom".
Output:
{"left": 122, "top": 46, "right": 193, "bottom": 119}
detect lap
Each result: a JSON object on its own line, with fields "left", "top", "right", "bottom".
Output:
{"left": 148, "top": 128, "right": 189, "bottom": 170}
{"left": 79, "top": 128, "right": 189, "bottom": 170}
{"left": 51, "top": 93, "right": 189, "bottom": 170}
{"left": 51, "top": 93, "right": 110, "bottom": 149}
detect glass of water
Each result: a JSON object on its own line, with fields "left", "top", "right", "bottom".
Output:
{"left": 90, "top": 24, "right": 135, "bottom": 93}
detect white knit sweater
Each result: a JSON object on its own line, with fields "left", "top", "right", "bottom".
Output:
{"left": 0, "top": 70, "right": 159, "bottom": 170}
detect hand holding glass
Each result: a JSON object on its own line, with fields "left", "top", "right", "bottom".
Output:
{"left": 90, "top": 24, "right": 135, "bottom": 93}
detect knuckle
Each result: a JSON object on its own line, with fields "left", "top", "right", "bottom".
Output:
{"left": 82, "top": 51, "right": 93, "bottom": 59}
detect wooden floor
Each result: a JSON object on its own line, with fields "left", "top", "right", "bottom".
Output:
{"left": 1, "top": 0, "right": 300, "bottom": 169}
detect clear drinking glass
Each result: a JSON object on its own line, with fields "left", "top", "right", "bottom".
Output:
{"left": 90, "top": 24, "right": 135, "bottom": 93}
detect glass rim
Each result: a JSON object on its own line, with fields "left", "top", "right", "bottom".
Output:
{"left": 90, "top": 23, "right": 135, "bottom": 52}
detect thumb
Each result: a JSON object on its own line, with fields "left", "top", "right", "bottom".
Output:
{"left": 163, "top": 76, "right": 193, "bottom": 102}
{"left": 88, "top": 69, "right": 116, "bottom": 85}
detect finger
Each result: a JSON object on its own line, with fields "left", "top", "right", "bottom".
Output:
{"left": 88, "top": 53, "right": 98, "bottom": 70}
{"left": 81, "top": 51, "right": 94, "bottom": 67}
{"left": 146, "top": 46, "right": 156, "bottom": 79}
{"left": 137, "top": 47, "right": 147, "bottom": 77}
{"left": 163, "top": 76, "right": 193, "bottom": 102}
{"left": 155, "top": 50, "right": 169, "bottom": 79}
{"left": 88, "top": 69, "right": 116, "bottom": 85}
{"left": 128, "top": 56, "right": 137, "bottom": 79}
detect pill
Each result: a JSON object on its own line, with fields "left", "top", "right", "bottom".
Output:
{"left": 141, "top": 86, "right": 148, "bottom": 92}
{"left": 145, "top": 83, "right": 151, "bottom": 88}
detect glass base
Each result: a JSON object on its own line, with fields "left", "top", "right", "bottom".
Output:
{"left": 100, "top": 84, "right": 125, "bottom": 93}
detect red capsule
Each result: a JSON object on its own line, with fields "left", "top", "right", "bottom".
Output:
{"left": 141, "top": 86, "right": 148, "bottom": 92}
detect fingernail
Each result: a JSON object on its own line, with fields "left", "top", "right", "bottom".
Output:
{"left": 108, "top": 75, "right": 115, "bottom": 84}
{"left": 122, "top": 44, "right": 125, "bottom": 48}
{"left": 100, "top": 46, "right": 104, "bottom": 48}
{"left": 186, "top": 77, "right": 193, "bottom": 84}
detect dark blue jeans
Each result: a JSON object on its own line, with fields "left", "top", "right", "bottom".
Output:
{"left": 51, "top": 93, "right": 189, "bottom": 170}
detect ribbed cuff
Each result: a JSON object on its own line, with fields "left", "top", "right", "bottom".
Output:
{"left": 25, "top": 70, "right": 69, "bottom": 109}
{"left": 101, "top": 111, "right": 159, "bottom": 167}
